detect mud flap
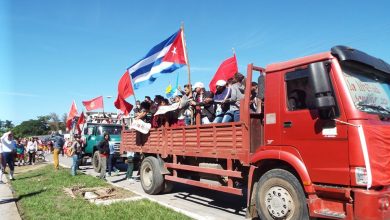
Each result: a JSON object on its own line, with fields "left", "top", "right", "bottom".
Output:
{"left": 157, "top": 155, "right": 171, "bottom": 175}
{"left": 245, "top": 181, "right": 259, "bottom": 219}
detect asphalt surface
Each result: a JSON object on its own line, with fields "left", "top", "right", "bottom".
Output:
{"left": 0, "top": 176, "right": 21, "bottom": 220}
{"left": 46, "top": 154, "right": 247, "bottom": 220}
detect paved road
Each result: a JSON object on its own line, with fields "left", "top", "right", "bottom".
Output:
{"left": 0, "top": 176, "right": 22, "bottom": 220}
{"left": 46, "top": 154, "right": 247, "bottom": 220}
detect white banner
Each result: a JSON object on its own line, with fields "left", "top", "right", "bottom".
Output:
{"left": 154, "top": 102, "right": 180, "bottom": 116}
{"left": 130, "top": 119, "right": 151, "bottom": 134}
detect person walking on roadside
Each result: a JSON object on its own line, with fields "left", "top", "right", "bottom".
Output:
{"left": 125, "top": 151, "right": 137, "bottom": 184}
{"left": 16, "top": 139, "right": 26, "bottom": 166}
{"left": 27, "top": 137, "right": 37, "bottom": 165}
{"left": 107, "top": 141, "right": 119, "bottom": 177}
{"left": 1, "top": 131, "right": 16, "bottom": 180}
{"left": 0, "top": 142, "right": 4, "bottom": 183}
{"left": 50, "top": 131, "right": 65, "bottom": 170}
{"left": 70, "top": 135, "right": 82, "bottom": 176}
{"left": 97, "top": 133, "right": 110, "bottom": 180}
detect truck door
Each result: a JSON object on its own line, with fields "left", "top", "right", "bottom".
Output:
{"left": 281, "top": 66, "right": 350, "bottom": 185}
{"left": 85, "top": 125, "right": 97, "bottom": 154}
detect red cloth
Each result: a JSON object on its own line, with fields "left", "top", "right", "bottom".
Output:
{"left": 363, "top": 125, "right": 390, "bottom": 187}
{"left": 114, "top": 95, "right": 133, "bottom": 115}
{"left": 209, "top": 55, "right": 238, "bottom": 93}
{"left": 76, "top": 112, "right": 86, "bottom": 134}
{"left": 162, "top": 29, "right": 187, "bottom": 64}
{"left": 82, "top": 96, "right": 104, "bottom": 111}
{"left": 114, "top": 70, "right": 134, "bottom": 115}
{"left": 118, "top": 70, "right": 134, "bottom": 99}
{"left": 66, "top": 101, "right": 79, "bottom": 130}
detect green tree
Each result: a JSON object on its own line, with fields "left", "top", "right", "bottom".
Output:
{"left": 12, "top": 116, "right": 50, "bottom": 138}
{"left": 0, "top": 119, "right": 14, "bottom": 136}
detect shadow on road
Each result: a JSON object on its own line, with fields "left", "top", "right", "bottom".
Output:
{"left": 15, "top": 189, "right": 46, "bottom": 202}
{"left": 14, "top": 173, "right": 43, "bottom": 181}
{"left": 170, "top": 182, "right": 246, "bottom": 217}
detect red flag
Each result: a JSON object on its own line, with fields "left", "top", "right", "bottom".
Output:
{"left": 114, "top": 95, "right": 133, "bottom": 115}
{"left": 66, "top": 101, "right": 79, "bottom": 130}
{"left": 209, "top": 55, "right": 238, "bottom": 93}
{"left": 163, "top": 29, "right": 187, "bottom": 64}
{"left": 114, "top": 70, "right": 134, "bottom": 115}
{"left": 76, "top": 112, "right": 86, "bottom": 134}
{"left": 82, "top": 96, "right": 104, "bottom": 111}
{"left": 118, "top": 70, "right": 134, "bottom": 99}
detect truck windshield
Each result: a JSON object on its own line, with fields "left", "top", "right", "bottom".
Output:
{"left": 97, "top": 126, "right": 122, "bottom": 135}
{"left": 341, "top": 62, "right": 390, "bottom": 115}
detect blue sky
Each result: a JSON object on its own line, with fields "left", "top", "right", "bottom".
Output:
{"left": 1, "top": 0, "right": 390, "bottom": 125}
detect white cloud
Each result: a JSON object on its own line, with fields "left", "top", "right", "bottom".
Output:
{"left": 0, "top": 91, "right": 40, "bottom": 97}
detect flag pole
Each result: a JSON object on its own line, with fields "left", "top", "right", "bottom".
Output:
{"left": 129, "top": 77, "right": 138, "bottom": 103}
{"left": 181, "top": 23, "right": 191, "bottom": 88}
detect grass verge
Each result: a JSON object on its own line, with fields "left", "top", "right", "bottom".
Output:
{"left": 11, "top": 164, "right": 191, "bottom": 220}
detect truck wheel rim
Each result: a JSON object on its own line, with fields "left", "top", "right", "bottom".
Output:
{"left": 142, "top": 165, "right": 153, "bottom": 187}
{"left": 265, "top": 186, "right": 294, "bottom": 219}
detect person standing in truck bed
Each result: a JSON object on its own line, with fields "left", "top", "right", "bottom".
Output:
{"left": 213, "top": 80, "right": 231, "bottom": 123}
{"left": 135, "top": 101, "right": 152, "bottom": 146}
{"left": 190, "top": 82, "right": 215, "bottom": 124}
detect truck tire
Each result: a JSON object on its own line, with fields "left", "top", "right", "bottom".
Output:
{"left": 140, "top": 156, "right": 164, "bottom": 195}
{"left": 92, "top": 151, "right": 101, "bottom": 173}
{"left": 255, "top": 169, "right": 309, "bottom": 220}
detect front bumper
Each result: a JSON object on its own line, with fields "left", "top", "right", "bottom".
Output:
{"left": 353, "top": 187, "right": 390, "bottom": 220}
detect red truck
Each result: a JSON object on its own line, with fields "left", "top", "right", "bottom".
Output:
{"left": 120, "top": 45, "right": 390, "bottom": 219}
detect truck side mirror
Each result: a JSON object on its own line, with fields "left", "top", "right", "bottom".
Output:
{"left": 257, "top": 73, "right": 265, "bottom": 100}
{"left": 308, "top": 62, "right": 336, "bottom": 119}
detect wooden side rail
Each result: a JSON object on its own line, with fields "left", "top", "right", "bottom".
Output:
{"left": 165, "top": 175, "right": 242, "bottom": 195}
{"left": 165, "top": 163, "right": 243, "bottom": 178}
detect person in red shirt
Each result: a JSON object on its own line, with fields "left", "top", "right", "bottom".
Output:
{"left": 97, "top": 133, "right": 110, "bottom": 180}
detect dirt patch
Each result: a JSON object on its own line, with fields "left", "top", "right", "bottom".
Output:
{"left": 64, "top": 184, "right": 137, "bottom": 201}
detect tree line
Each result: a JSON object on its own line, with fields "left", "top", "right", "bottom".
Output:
{"left": 0, "top": 113, "right": 67, "bottom": 138}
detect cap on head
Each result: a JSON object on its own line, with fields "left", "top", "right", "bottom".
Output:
{"left": 216, "top": 80, "right": 227, "bottom": 87}
{"left": 193, "top": 82, "right": 204, "bottom": 89}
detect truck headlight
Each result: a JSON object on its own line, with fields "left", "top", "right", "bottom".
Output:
{"left": 355, "top": 167, "right": 368, "bottom": 185}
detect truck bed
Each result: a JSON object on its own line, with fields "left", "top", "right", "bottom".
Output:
{"left": 121, "top": 122, "right": 250, "bottom": 164}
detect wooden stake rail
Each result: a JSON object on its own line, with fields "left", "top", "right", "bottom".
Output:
{"left": 165, "top": 163, "right": 243, "bottom": 178}
{"left": 165, "top": 175, "right": 242, "bottom": 196}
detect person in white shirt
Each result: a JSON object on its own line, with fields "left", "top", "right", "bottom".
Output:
{"left": 0, "top": 142, "right": 4, "bottom": 183}
{"left": 27, "top": 137, "right": 38, "bottom": 165}
{"left": 1, "top": 131, "right": 16, "bottom": 180}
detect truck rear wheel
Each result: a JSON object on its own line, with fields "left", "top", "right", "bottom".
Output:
{"left": 92, "top": 151, "right": 101, "bottom": 173}
{"left": 255, "top": 169, "right": 309, "bottom": 220}
{"left": 140, "top": 156, "right": 164, "bottom": 195}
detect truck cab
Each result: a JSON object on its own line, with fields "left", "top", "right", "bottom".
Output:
{"left": 249, "top": 45, "right": 390, "bottom": 219}
{"left": 82, "top": 123, "right": 122, "bottom": 171}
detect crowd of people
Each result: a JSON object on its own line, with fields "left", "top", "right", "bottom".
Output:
{"left": 132, "top": 72, "right": 261, "bottom": 129}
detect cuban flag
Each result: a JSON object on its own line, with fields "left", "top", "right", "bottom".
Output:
{"left": 128, "top": 29, "right": 188, "bottom": 89}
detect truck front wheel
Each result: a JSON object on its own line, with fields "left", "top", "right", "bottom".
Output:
{"left": 92, "top": 151, "right": 101, "bottom": 173}
{"left": 140, "top": 156, "right": 164, "bottom": 195}
{"left": 255, "top": 169, "right": 309, "bottom": 220}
